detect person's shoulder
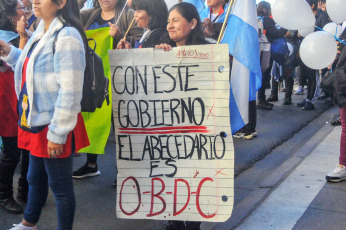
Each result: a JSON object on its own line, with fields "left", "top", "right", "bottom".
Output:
{"left": 149, "top": 28, "right": 167, "bottom": 37}
{"left": 57, "top": 26, "right": 83, "bottom": 42}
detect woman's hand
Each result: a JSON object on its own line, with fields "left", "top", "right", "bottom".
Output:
{"left": 155, "top": 43, "right": 172, "bottom": 52}
{"left": 17, "top": 16, "right": 29, "bottom": 39}
{"left": 47, "top": 140, "right": 64, "bottom": 158}
{"left": 0, "top": 40, "right": 11, "bottom": 57}
{"left": 318, "top": 1, "right": 326, "bottom": 11}
{"left": 116, "top": 38, "right": 132, "bottom": 49}
{"left": 108, "top": 22, "right": 121, "bottom": 39}
{"left": 203, "top": 18, "right": 215, "bottom": 37}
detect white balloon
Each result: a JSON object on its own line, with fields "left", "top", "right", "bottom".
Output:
{"left": 326, "top": 0, "right": 346, "bottom": 24}
{"left": 298, "top": 27, "right": 315, "bottom": 37}
{"left": 287, "top": 42, "right": 294, "bottom": 56}
{"left": 323, "top": 22, "right": 343, "bottom": 37}
{"left": 300, "top": 31, "right": 337, "bottom": 70}
{"left": 272, "top": 0, "right": 315, "bottom": 30}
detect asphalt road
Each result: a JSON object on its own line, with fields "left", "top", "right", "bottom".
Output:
{"left": 0, "top": 90, "right": 334, "bottom": 230}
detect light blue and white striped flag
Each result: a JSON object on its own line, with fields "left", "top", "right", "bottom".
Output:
{"left": 183, "top": 0, "right": 206, "bottom": 14}
{"left": 221, "top": 0, "right": 262, "bottom": 133}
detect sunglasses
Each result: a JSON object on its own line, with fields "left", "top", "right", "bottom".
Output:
{"left": 16, "top": 6, "right": 29, "bottom": 11}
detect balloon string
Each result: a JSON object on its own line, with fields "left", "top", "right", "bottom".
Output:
{"left": 315, "top": 26, "right": 346, "bottom": 45}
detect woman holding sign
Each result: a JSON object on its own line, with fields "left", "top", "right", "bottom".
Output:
{"left": 156, "top": 3, "right": 209, "bottom": 229}
{"left": 156, "top": 2, "right": 209, "bottom": 50}
{"left": 73, "top": 0, "right": 143, "bottom": 179}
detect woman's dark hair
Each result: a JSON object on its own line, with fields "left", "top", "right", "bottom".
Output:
{"left": 0, "top": 0, "right": 18, "bottom": 32}
{"left": 257, "top": 1, "right": 271, "bottom": 17}
{"left": 52, "top": 0, "right": 88, "bottom": 60}
{"left": 132, "top": 0, "right": 168, "bottom": 30}
{"left": 169, "top": 2, "right": 208, "bottom": 46}
{"left": 93, "top": 0, "right": 126, "bottom": 9}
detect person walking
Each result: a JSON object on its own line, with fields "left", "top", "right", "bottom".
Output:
{"left": 326, "top": 31, "right": 346, "bottom": 182}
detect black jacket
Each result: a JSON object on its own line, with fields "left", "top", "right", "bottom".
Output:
{"left": 262, "top": 16, "right": 288, "bottom": 43}
{"left": 141, "top": 29, "right": 170, "bottom": 48}
{"left": 315, "top": 9, "right": 331, "bottom": 30}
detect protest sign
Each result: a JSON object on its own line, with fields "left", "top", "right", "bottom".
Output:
{"left": 109, "top": 44, "right": 234, "bottom": 222}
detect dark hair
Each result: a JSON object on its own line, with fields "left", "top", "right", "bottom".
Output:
{"left": 132, "top": 0, "right": 168, "bottom": 30}
{"left": 306, "top": 0, "right": 317, "bottom": 10}
{"left": 52, "top": 0, "right": 88, "bottom": 60}
{"left": 169, "top": 2, "right": 208, "bottom": 46}
{"left": 257, "top": 1, "right": 271, "bottom": 17}
{"left": 93, "top": 0, "right": 126, "bottom": 9}
{"left": 0, "top": 0, "right": 18, "bottom": 32}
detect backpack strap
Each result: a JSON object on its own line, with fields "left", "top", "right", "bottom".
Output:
{"left": 52, "top": 26, "right": 65, "bottom": 54}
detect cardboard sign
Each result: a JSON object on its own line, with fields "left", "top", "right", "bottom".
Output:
{"left": 109, "top": 44, "right": 234, "bottom": 222}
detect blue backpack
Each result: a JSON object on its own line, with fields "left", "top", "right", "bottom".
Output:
{"left": 270, "top": 37, "right": 289, "bottom": 65}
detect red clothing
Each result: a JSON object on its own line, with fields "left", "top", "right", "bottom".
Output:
{"left": 18, "top": 113, "right": 90, "bottom": 158}
{"left": 17, "top": 41, "right": 89, "bottom": 158}
{"left": 0, "top": 69, "right": 19, "bottom": 137}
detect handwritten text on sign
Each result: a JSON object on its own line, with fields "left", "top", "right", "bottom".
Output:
{"left": 109, "top": 44, "right": 234, "bottom": 222}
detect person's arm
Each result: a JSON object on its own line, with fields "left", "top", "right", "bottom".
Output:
{"left": 0, "top": 41, "right": 21, "bottom": 70}
{"left": 17, "top": 16, "right": 29, "bottom": 50}
{"left": 264, "top": 17, "right": 288, "bottom": 40}
{"left": 47, "top": 28, "right": 86, "bottom": 145}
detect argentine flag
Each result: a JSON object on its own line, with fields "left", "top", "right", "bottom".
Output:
{"left": 183, "top": 0, "right": 206, "bottom": 13}
{"left": 222, "top": 0, "right": 262, "bottom": 133}
{"left": 186, "top": 0, "right": 262, "bottom": 133}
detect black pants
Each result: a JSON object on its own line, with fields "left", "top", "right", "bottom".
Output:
{"left": 300, "top": 64, "right": 316, "bottom": 101}
{"left": 271, "top": 76, "right": 294, "bottom": 98}
{"left": 258, "top": 59, "right": 273, "bottom": 101}
{"left": 0, "top": 137, "right": 29, "bottom": 199}
{"left": 167, "top": 221, "right": 201, "bottom": 230}
{"left": 87, "top": 153, "right": 98, "bottom": 164}
{"left": 247, "top": 100, "right": 257, "bottom": 131}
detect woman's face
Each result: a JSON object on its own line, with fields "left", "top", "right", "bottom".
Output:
{"left": 206, "top": 0, "right": 225, "bottom": 8}
{"left": 167, "top": 9, "right": 196, "bottom": 46}
{"left": 98, "top": 0, "right": 118, "bottom": 11}
{"left": 134, "top": 9, "right": 150, "bottom": 29}
{"left": 11, "top": 0, "right": 29, "bottom": 27}
{"left": 32, "top": 0, "right": 59, "bottom": 22}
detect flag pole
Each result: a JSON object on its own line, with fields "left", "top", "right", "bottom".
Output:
{"left": 217, "top": 0, "right": 236, "bottom": 44}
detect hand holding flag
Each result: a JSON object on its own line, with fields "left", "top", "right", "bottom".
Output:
{"left": 108, "top": 22, "right": 121, "bottom": 39}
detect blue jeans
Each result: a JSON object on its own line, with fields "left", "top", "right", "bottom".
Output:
{"left": 24, "top": 153, "right": 75, "bottom": 230}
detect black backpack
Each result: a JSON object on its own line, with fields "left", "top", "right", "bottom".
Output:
{"left": 53, "top": 28, "right": 110, "bottom": 112}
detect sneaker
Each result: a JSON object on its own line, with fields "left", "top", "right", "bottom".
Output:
{"left": 257, "top": 100, "right": 273, "bottom": 110}
{"left": 294, "top": 86, "right": 304, "bottom": 95}
{"left": 72, "top": 163, "right": 100, "bottom": 179}
{"left": 0, "top": 197, "right": 23, "bottom": 214}
{"left": 267, "top": 94, "right": 278, "bottom": 102}
{"left": 331, "top": 114, "right": 341, "bottom": 126}
{"left": 302, "top": 100, "right": 314, "bottom": 110}
{"left": 242, "top": 129, "right": 257, "bottom": 140}
{"left": 8, "top": 223, "right": 37, "bottom": 230}
{"left": 326, "top": 164, "right": 346, "bottom": 182}
{"left": 233, "top": 128, "right": 246, "bottom": 138}
{"left": 296, "top": 99, "right": 307, "bottom": 107}
{"left": 283, "top": 97, "right": 292, "bottom": 105}
{"left": 263, "top": 99, "right": 274, "bottom": 107}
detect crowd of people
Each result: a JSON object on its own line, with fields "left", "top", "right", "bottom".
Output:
{"left": 0, "top": 0, "right": 345, "bottom": 229}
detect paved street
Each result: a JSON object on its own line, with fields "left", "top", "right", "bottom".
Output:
{"left": 0, "top": 90, "right": 341, "bottom": 230}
